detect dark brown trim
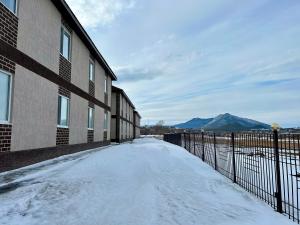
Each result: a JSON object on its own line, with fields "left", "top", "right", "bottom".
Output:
{"left": 0, "top": 39, "right": 111, "bottom": 111}
{"left": 51, "top": 0, "right": 117, "bottom": 81}
{"left": 0, "top": 140, "right": 111, "bottom": 172}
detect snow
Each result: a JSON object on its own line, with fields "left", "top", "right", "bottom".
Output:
{"left": 0, "top": 138, "right": 295, "bottom": 225}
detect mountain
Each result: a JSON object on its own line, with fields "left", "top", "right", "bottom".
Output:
{"left": 202, "top": 113, "right": 271, "bottom": 131}
{"left": 174, "top": 118, "right": 213, "bottom": 129}
{"left": 174, "top": 113, "right": 271, "bottom": 131}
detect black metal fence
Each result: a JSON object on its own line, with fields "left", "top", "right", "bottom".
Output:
{"left": 163, "top": 131, "right": 300, "bottom": 223}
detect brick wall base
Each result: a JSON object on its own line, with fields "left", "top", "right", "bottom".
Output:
{"left": 0, "top": 140, "right": 111, "bottom": 173}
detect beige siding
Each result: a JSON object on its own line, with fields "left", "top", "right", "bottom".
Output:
{"left": 11, "top": 0, "right": 61, "bottom": 151}
{"left": 94, "top": 107, "right": 104, "bottom": 141}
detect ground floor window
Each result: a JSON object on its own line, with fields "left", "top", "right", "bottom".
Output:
{"left": 57, "top": 95, "right": 70, "bottom": 127}
{"left": 88, "top": 107, "right": 94, "bottom": 129}
{"left": 0, "top": 70, "right": 11, "bottom": 123}
{"left": 104, "top": 111, "right": 108, "bottom": 130}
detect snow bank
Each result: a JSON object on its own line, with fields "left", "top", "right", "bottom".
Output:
{"left": 0, "top": 138, "right": 295, "bottom": 225}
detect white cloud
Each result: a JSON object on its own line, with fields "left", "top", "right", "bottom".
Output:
{"left": 65, "top": 0, "right": 135, "bottom": 28}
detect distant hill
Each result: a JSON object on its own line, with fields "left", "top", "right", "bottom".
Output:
{"left": 174, "top": 118, "right": 213, "bottom": 129}
{"left": 174, "top": 113, "right": 271, "bottom": 131}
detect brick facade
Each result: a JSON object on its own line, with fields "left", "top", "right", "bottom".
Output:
{"left": 0, "top": 4, "right": 18, "bottom": 152}
{"left": 0, "top": 124, "right": 12, "bottom": 152}
{"left": 0, "top": 4, "right": 18, "bottom": 47}
{"left": 87, "top": 130, "right": 94, "bottom": 143}
{"left": 58, "top": 54, "right": 71, "bottom": 98}
{"left": 56, "top": 127, "right": 69, "bottom": 145}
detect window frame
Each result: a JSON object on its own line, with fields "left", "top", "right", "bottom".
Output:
{"left": 0, "top": 69, "right": 12, "bottom": 124}
{"left": 0, "top": 0, "right": 18, "bottom": 15}
{"left": 60, "top": 25, "right": 72, "bottom": 61}
{"left": 57, "top": 95, "right": 70, "bottom": 128}
{"left": 88, "top": 107, "right": 94, "bottom": 130}
{"left": 104, "top": 76, "right": 108, "bottom": 94}
{"left": 104, "top": 111, "right": 108, "bottom": 130}
{"left": 89, "top": 59, "right": 95, "bottom": 82}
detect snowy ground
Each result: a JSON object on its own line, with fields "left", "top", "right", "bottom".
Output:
{"left": 0, "top": 138, "right": 296, "bottom": 225}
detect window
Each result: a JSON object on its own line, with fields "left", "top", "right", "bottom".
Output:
{"left": 89, "top": 60, "right": 94, "bottom": 82}
{"left": 104, "top": 111, "right": 108, "bottom": 130}
{"left": 57, "top": 95, "right": 70, "bottom": 127}
{"left": 104, "top": 76, "right": 107, "bottom": 93}
{"left": 60, "top": 26, "right": 71, "bottom": 60}
{"left": 88, "top": 107, "right": 94, "bottom": 129}
{"left": 0, "top": 71, "right": 11, "bottom": 123}
{"left": 0, "top": 0, "right": 17, "bottom": 13}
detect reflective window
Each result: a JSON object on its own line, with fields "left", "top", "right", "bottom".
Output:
{"left": 0, "top": 71, "right": 11, "bottom": 122}
{"left": 57, "top": 96, "right": 70, "bottom": 127}
{"left": 88, "top": 107, "right": 94, "bottom": 129}
{"left": 0, "top": 0, "right": 17, "bottom": 13}
{"left": 104, "top": 112, "right": 108, "bottom": 130}
{"left": 60, "top": 27, "right": 71, "bottom": 60}
{"left": 89, "top": 61, "right": 94, "bottom": 82}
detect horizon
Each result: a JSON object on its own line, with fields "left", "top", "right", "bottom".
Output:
{"left": 66, "top": 0, "right": 300, "bottom": 128}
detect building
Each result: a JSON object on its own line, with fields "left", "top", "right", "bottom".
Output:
{"left": 134, "top": 111, "right": 141, "bottom": 139}
{"left": 111, "top": 86, "right": 141, "bottom": 143}
{"left": 0, "top": 0, "right": 120, "bottom": 171}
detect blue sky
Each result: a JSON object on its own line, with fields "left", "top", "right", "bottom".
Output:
{"left": 66, "top": 0, "right": 300, "bottom": 127}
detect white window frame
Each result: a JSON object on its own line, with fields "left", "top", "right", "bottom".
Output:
{"left": 0, "top": 0, "right": 18, "bottom": 15}
{"left": 57, "top": 95, "right": 70, "bottom": 128}
{"left": 0, "top": 69, "right": 12, "bottom": 124}
{"left": 60, "top": 25, "right": 72, "bottom": 61}
{"left": 88, "top": 107, "right": 94, "bottom": 130}
{"left": 89, "top": 59, "right": 95, "bottom": 82}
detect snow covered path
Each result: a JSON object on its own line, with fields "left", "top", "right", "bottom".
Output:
{"left": 0, "top": 138, "right": 295, "bottom": 225}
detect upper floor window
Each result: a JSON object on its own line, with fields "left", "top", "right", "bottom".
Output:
{"left": 0, "top": 70, "right": 11, "bottom": 123}
{"left": 60, "top": 26, "right": 71, "bottom": 61}
{"left": 0, "top": 0, "right": 17, "bottom": 14}
{"left": 89, "top": 60, "right": 94, "bottom": 82}
{"left": 104, "top": 76, "right": 108, "bottom": 94}
{"left": 104, "top": 111, "right": 108, "bottom": 130}
{"left": 88, "top": 107, "right": 94, "bottom": 129}
{"left": 57, "top": 95, "right": 70, "bottom": 128}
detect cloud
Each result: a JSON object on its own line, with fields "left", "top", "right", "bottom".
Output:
{"left": 114, "top": 66, "right": 161, "bottom": 82}
{"left": 65, "top": 0, "right": 135, "bottom": 28}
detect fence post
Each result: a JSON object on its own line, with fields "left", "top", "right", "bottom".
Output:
{"left": 231, "top": 133, "right": 237, "bottom": 183}
{"left": 214, "top": 133, "right": 217, "bottom": 170}
{"left": 202, "top": 132, "right": 205, "bottom": 161}
{"left": 194, "top": 133, "right": 196, "bottom": 155}
{"left": 189, "top": 133, "right": 191, "bottom": 152}
{"left": 274, "top": 130, "right": 283, "bottom": 213}
{"left": 184, "top": 133, "right": 187, "bottom": 150}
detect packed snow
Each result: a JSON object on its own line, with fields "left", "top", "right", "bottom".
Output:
{"left": 0, "top": 138, "right": 295, "bottom": 225}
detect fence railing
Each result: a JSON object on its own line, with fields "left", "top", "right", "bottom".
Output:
{"left": 163, "top": 131, "right": 300, "bottom": 223}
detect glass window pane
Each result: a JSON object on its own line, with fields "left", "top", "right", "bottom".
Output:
{"left": 104, "top": 112, "right": 108, "bottom": 129}
{"left": 0, "top": 0, "right": 16, "bottom": 13}
{"left": 61, "top": 30, "right": 70, "bottom": 60}
{"left": 58, "top": 96, "right": 69, "bottom": 127}
{"left": 104, "top": 78, "right": 107, "bottom": 93}
{"left": 89, "top": 62, "right": 94, "bottom": 81}
{"left": 0, "top": 72, "right": 10, "bottom": 121}
{"left": 88, "top": 108, "right": 94, "bottom": 129}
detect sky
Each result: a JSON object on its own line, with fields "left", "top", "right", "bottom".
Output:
{"left": 66, "top": 0, "right": 300, "bottom": 128}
